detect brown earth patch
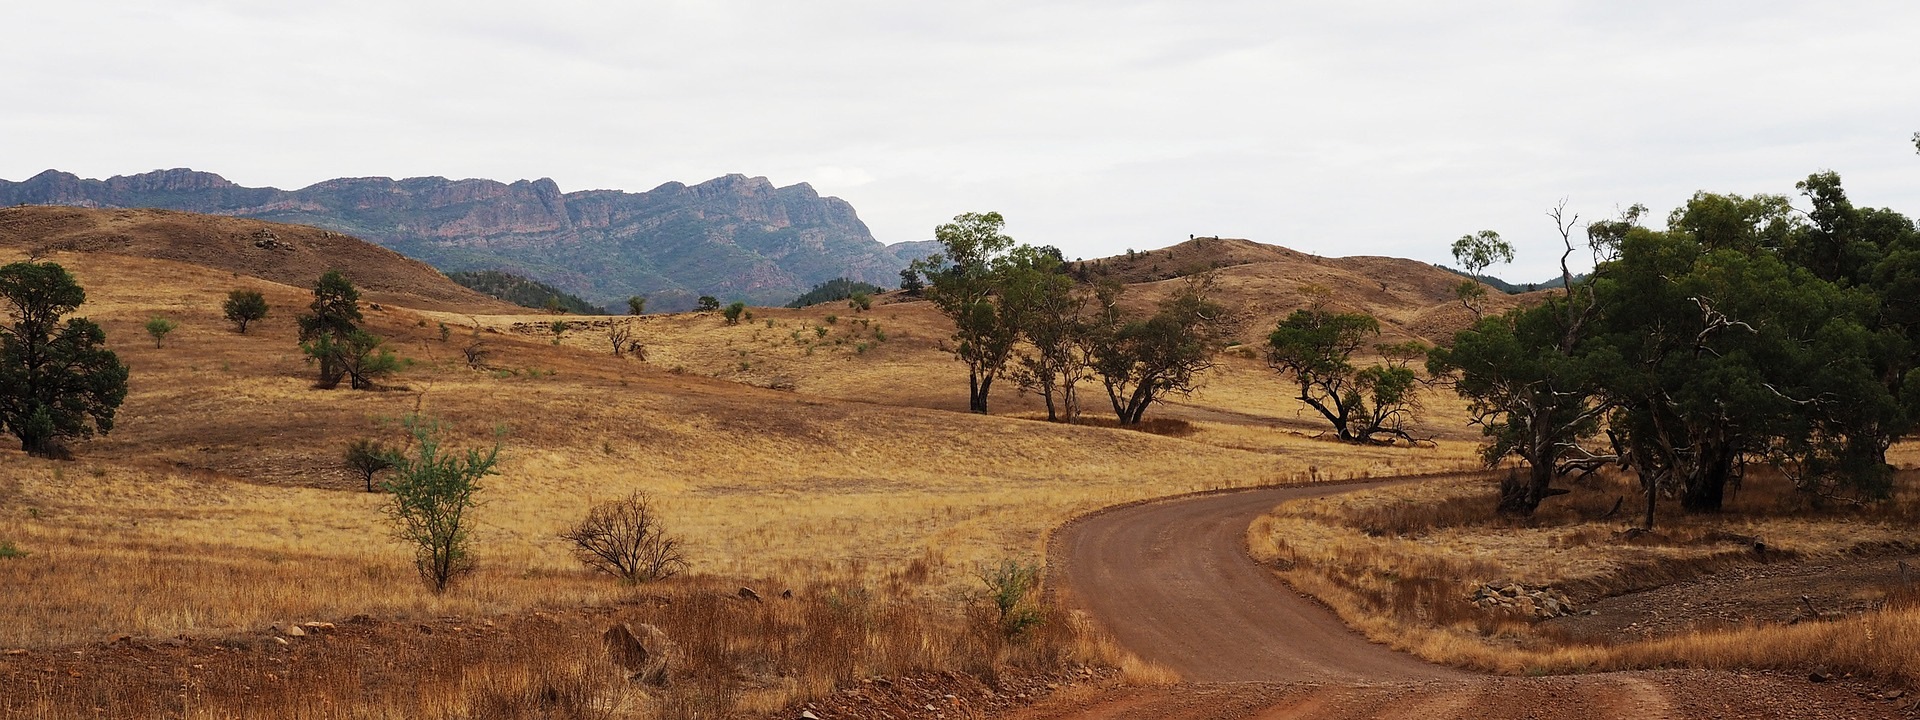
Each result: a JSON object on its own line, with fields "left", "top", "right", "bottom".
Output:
{"left": 1546, "top": 552, "right": 1920, "bottom": 643}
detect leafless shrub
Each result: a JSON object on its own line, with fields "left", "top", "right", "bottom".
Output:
{"left": 606, "top": 321, "right": 636, "bottom": 357}
{"left": 560, "top": 492, "right": 687, "bottom": 583}
{"left": 462, "top": 331, "right": 491, "bottom": 369}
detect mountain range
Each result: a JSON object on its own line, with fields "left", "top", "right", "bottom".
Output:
{"left": 0, "top": 168, "right": 929, "bottom": 311}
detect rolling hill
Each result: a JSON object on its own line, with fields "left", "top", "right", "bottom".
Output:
{"left": 0, "top": 205, "right": 515, "bottom": 313}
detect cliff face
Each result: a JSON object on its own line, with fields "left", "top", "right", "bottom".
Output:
{"left": 0, "top": 169, "right": 909, "bottom": 310}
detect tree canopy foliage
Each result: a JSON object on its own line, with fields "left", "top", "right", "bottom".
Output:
{"left": 0, "top": 262, "right": 129, "bottom": 457}
{"left": 1090, "top": 274, "right": 1228, "bottom": 425}
{"left": 1267, "top": 296, "right": 1425, "bottom": 445}
{"left": 223, "top": 289, "right": 268, "bottom": 333}
{"left": 1433, "top": 174, "right": 1920, "bottom": 526}
{"left": 296, "top": 271, "right": 395, "bottom": 389}
{"left": 916, "top": 212, "right": 1227, "bottom": 424}
{"left": 447, "top": 270, "right": 603, "bottom": 315}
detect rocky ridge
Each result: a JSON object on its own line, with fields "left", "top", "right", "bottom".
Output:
{"left": 0, "top": 168, "right": 913, "bottom": 311}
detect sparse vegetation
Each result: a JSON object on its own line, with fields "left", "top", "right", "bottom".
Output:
{"left": 461, "top": 327, "right": 490, "bottom": 369}
{"left": 558, "top": 491, "right": 687, "bottom": 583}
{"left": 605, "top": 319, "right": 637, "bottom": 357}
{"left": 222, "top": 289, "right": 268, "bottom": 333}
{"left": 696, "top": 295, "right": 720, "bottom": 312}
{"left": 14, "top": 194, "right": 1916, "bottom": 716}
{"left": 723, "top": 301, "right": 747, "bottom": 325}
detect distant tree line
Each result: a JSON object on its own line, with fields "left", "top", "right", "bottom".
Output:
{"left": 447, "top": 270, "right": 604, "bottom": 315}
{"left": 787, "top": 278, "right": 883, "bottom": 308}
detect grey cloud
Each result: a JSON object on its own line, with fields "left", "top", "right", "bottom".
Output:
{"left": 4, "top": 1, "right": 1918, "bottom": 283}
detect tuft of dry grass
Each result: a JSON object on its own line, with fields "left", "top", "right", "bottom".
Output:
{"left": 1, "top": 574, "right": 1117, "bottom": 719}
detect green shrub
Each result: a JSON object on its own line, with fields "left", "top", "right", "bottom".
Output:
{"left": 979, "top": 560, "right": 1044, "bottom": 638}
{"left": 0, "top": 541, "right": 26, "bottom": 559}
{"left": 145, "top": 317, "right": 177, "bottom": 348}
{"left": 380, "top": 416, "right": 499, "bottom": 593}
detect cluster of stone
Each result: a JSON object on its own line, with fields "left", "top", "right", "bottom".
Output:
{"left": 1468, "top": 584, "right": 1578, "bottom": 619}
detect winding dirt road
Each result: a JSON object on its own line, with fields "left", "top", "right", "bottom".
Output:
{"left": 1018, "top": 482, "right": 1905, "bottom": 720}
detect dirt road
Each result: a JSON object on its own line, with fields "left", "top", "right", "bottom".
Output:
{"left": 1033, "top": 482, "right": 1907, "bottom": 719}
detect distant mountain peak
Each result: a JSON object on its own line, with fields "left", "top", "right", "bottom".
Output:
{"left": 0, "top": 168, "right": 915, "bottom": 311}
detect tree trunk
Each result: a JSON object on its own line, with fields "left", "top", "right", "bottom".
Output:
{"left": 1495, "top": 461, "right": 1565, "bottom": 515}
{"left": 968, "top": 371, "right": 990, "bottom": 414}
{"left": 1642, "top": 475, "right": 1658, "bottom": 530}
{"left": 1682, "top": 451, "right": 1733, "bottom": 512}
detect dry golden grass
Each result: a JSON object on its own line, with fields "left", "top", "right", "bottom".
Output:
{"left": 0, "top": 246, "right": 1473, "bottom": 716}
{"left": 1249, "top": 467, "right": 1920, "bottom": 684}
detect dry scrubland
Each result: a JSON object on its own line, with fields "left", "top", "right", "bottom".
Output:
{"left": 0, "top": 247, "right": 1482, "bottom": 717}
{"left": 1251, "top": 469, "right": 1920, "bottom": 685}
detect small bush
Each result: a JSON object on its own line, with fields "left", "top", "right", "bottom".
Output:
{"left": 344, "top": 438, "right": 393, "bottom": 493}
{"left": 381, "top": 416, "right": 500, "bottom": 593}
{"left": 825, "top": 314, "right": 838, "bottom": 325}
{"left": 979, "top": 560, "right": 1045, "bottom": 638}
{"left": 145, "top": 317, "right": 177, "bottom": 348}
{"left": 0, "top": 541, "right": 26, "bottom": 559}
{"left": 558, "top": 492, "right": 687, "bottom": 583}
{"left": 722, "top": 302, "right": 747, "bottom": 325}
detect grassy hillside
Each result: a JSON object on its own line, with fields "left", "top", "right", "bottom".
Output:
{"left": 0, "top": 205, "right": 516, "bottom": 313}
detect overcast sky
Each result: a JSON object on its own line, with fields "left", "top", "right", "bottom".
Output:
{"left": 5, "top": 1, "right": 1917, "bottom": 281}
